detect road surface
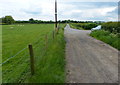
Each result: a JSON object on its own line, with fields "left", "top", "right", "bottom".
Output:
{"left": 64, "top": 24, "right": 118, "bottom": 83}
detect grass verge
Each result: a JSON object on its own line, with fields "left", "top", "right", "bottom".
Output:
{"left": 25, "top": 24, "right": 66, "bottom": 83}
{"left": 90, "top": 30, "right": 120, "bottom": 50}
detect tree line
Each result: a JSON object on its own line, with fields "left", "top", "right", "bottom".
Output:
{"left": 0, "top": 16, "right": 15, "bottom": 24}
{"left": 0, "top": 16, "right": 104, "bottom": 25}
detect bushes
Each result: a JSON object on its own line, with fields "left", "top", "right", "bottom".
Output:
{"left": 70, "top": 23, "right": 84, "bottom": 30}
{"left": 70, "top": 23, "right": 98, "bottom": 30}
{"left": 82, "top": 23, "right": 98, "bottom": 30}
{"left": 90, "top": 30, "right": 120, "bottom": 50}
{"left": 102, "top": 22, "right": 120, "bottom": 33}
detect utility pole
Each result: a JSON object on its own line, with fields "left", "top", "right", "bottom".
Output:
{"left": 55, "top": 0, "right": 57, "bottom": 32}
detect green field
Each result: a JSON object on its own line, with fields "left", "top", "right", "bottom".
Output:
{"left": 2, "top": 24, "right": 66, "bottom": 83}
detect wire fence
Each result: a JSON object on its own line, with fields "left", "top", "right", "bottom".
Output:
{"left": 0, "top": 47, "right": 27, "bottom": 66}
{"left": 2, "top": 24, "right": 62, "bottom": 83}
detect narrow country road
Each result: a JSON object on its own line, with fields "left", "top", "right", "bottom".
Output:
{"left": 64, "top": 24, "right": 118, "bottom": 83}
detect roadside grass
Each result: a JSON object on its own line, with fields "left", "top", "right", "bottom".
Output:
{"left": 25, "top": 27, "right": 66, "bottom": 83}
{"left": 90, "top": 30, "right": 120, "bottom": 50}
{"left": 2, "top": 24, "right": 66, "bottom": 83}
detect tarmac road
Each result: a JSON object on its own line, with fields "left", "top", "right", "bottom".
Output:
{"left": 64, "top": 24, "right": 118, "bottom": 83}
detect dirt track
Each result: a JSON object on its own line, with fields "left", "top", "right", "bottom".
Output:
{"left": 64, "top": 24, "right": 118, "bottom": 83}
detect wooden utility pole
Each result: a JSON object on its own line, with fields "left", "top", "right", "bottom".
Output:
{"left": 55, "top": 0, "right": 57, "bottom": 32}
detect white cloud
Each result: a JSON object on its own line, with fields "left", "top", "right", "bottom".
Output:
{"left": 57, "top": 0, "right": 119, "bottom": 2}
{"left": 81, "top": 6, "right": 117, "bottom": 17}
{"left": 58, "top": 6, "right": 117, "bottom": 21}
{"left": 98, "top": 7, "right": 117, "bottom": 16}
{"left": 0, "top": 0, "right": 118, "bottom": 21}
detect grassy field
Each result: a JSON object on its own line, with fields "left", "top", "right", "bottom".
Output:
{"left": 90, "top": 30, "right": 120, "bottom": 50}
{"left": 3, "top": 24, "right": 53, "bottom": 61}
{"left": 2, "top": 24, "right": 66, "bottom": 83}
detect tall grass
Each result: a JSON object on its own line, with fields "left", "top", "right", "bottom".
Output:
{"left": 90, "top": 30, "right": 120, "bottom": 50}
{"left": 25, "top": 28, "right": 66, "bottom": 83}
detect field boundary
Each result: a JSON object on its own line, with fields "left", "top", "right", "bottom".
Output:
{"left": 2, "top": 24, "right": 64, "bottom": 83}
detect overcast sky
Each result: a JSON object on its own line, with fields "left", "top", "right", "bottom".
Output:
{"left": 0, "top": 0, "right": 119, "bottom": 21}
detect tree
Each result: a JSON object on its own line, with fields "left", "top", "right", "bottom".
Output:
{"left": 29, "top": 18, "right": 34, "bottom": 23}
{"left": 0, "top": 18, "right": 2, "bottom": 23}
{"left": 3, "top": 16, "right": 15, "bottom": 24}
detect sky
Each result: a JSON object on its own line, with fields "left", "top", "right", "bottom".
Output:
{"left": 0, "top": 0, "right": 119, "bottom": 21}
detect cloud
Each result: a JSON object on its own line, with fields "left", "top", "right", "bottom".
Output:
{"left": 58, "top": 2, "right": 118, "bottom": 21}
{"left": 22, "top": 6, "right": 42, "bottom": 15}
{"left": 99, "top": 7, "right": 117, "bottom": 16}
{"left": 0, "top": 0, "right": 118, "bottom": 21}
{"left": 57, "top": 0, "right": 119, "bottom": 2}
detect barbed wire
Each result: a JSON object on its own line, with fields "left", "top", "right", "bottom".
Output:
{"left": 2, "top": 51, "right": 29, "bottom": 75}
{"left": 2, "top": 24, "right": 64, "bottom": 83}
{"left": 2, "top": 24, "right": 63, "bottom": 67}
{"left": 1, "top": 29, "right": 54, "bottom": 67}
{"left": 1, "top": 47, "right": 27, "bottom": 66}
{"left": 2, "top": 24, "right": 65, "bottom": 83}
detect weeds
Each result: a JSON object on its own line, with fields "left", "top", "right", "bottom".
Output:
{"left": 90, "top": 30, "right": 120, "bottom": 50}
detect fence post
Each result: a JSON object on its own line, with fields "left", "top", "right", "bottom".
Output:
{"left": 28, "top": 44, "right": 35, "bottom": 75}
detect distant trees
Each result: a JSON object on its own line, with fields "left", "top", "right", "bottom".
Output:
{"left": 15, "top": 21, "right": 29, "bottom": 24}
{"left": 29, "top": 18, "right": 34, "bottom": 23}
{"left": 0, "top": 18, "right": 2, "bottom": 24}
{"left": 57, "top": 20, "right": 103, "bottom": 24}
{"left": 0, "top": 16, "right": 104, "bottom": 25}
{"left": 1, "top": 16, "right": 15, "bottom": 24}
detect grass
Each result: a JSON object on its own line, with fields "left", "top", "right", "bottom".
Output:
{"left": 3, "top": 24, "right": 53, "bottom": 62}
{"left": 70, "top": 23, "right": 98, "bottom": 30}
{"left": 90, "top": 30, "right": 120, "bottom": 50}
{"left": 25, "top": 28, "right": 66, "bottom": 83}
{"left": 0, "top": 24, "right": 2, "bottom": 84}
{"left": 2, "top": 24, "right": 66, "bottom": 83}
{"left": 70, "top": 23, "right": 84, "bottom": 30}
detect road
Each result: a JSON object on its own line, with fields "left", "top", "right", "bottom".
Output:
{"left": 64, "top": 24, "right": 118, "bottom": 83}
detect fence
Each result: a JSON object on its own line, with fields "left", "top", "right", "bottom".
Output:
{"left": 1, "top": 24, "right": 62, "bottom": 83}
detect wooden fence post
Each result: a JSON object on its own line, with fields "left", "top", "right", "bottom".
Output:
{"left": 28, "top": 44, "right": 35, "bottom": 75}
